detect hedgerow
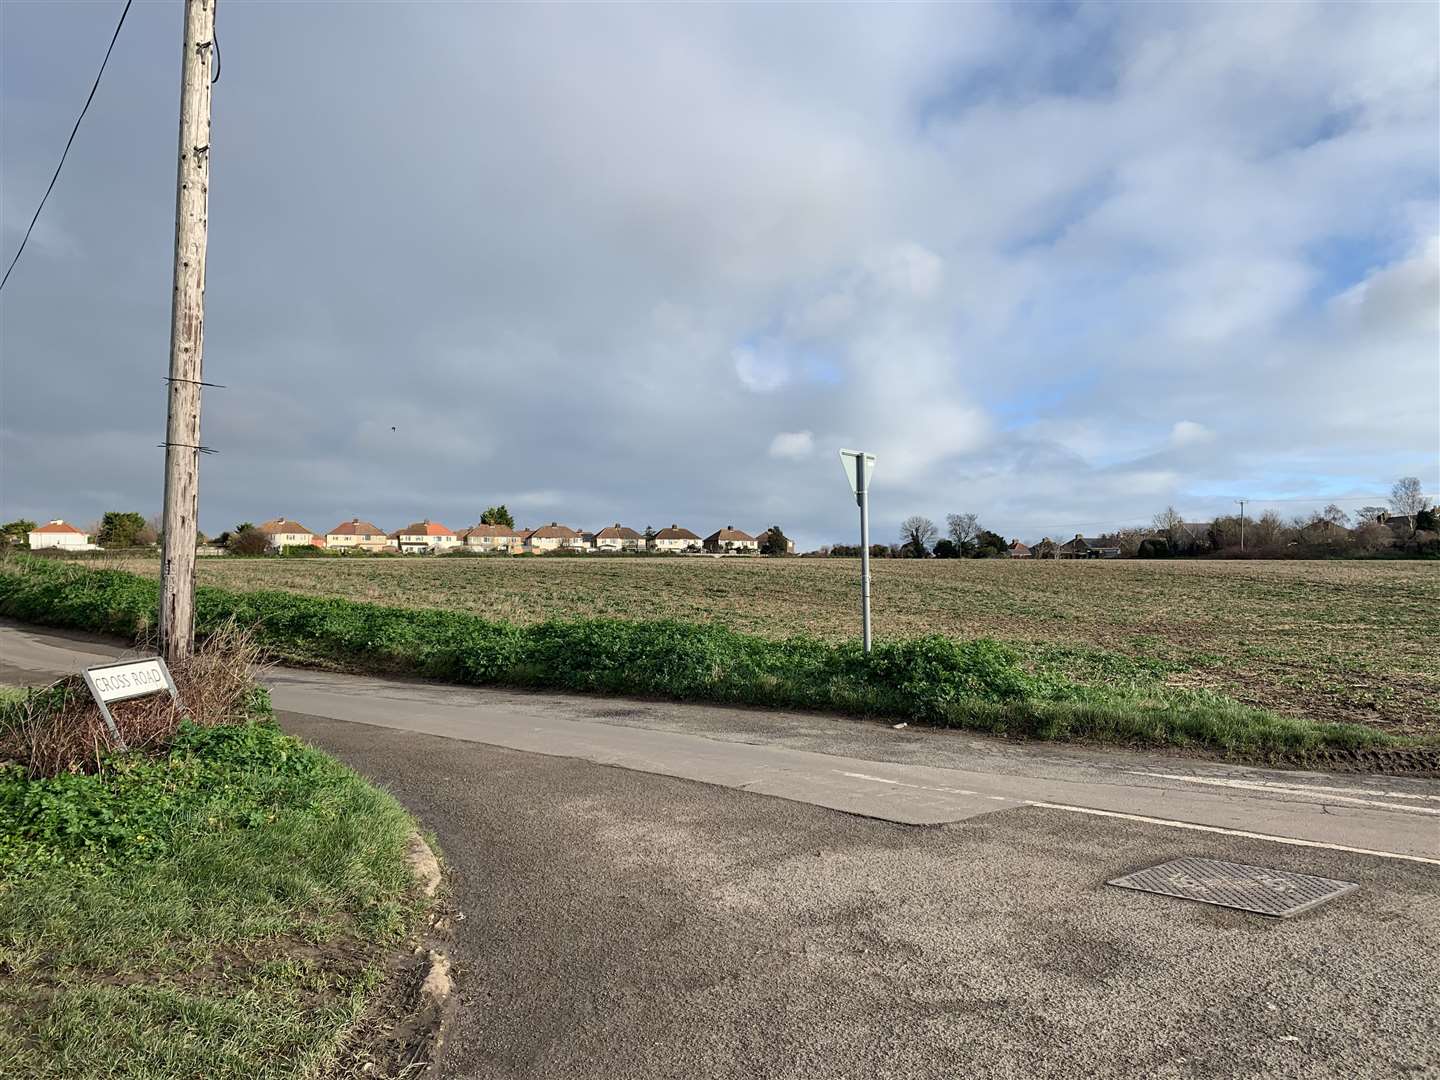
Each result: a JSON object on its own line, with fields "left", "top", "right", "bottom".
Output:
{"left": 0, "top": 555, "right": 1400, "bottom": 755}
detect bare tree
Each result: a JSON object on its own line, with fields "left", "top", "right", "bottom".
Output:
{"left": 1316, "top": 504, "right": 1350, "bottom": 528}
{"left": 1152, "top": 506, "right": 1184, "bottom": 549}
{"left": 945, "top": 512, "right": 980, "bottom": 552}
{"left": 1391, "top": 477, "right": 1426, "bottom": 517}
{"left": 1251, "top": 511, "right": 1286, "bottom": 549}
{"left": 1354, "top": 505, "right": 1388, "bottom": 525}
{"left": 1352, "top": 520, "right": 1393, "bottom": 552}
{"left": 899, "top": 516, "right": 938, "bottom": 557}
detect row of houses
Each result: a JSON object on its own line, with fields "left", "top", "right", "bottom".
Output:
{"left": 261, "top": 518, "right": 793, "bottom": 554}
{"left": 254, "top": 518, "right": 793, "bottom": 555}
{"left": 1003, "top": 535, "right": 1125, "bottom": 559}
{"left": 24, "top": 516, "right": 794, "bottom": 555}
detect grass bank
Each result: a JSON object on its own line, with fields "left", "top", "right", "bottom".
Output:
{"left": 0, "top": 671, "right": 428, "bottom": 1076}
{"left": 0, "top": 554, "right": 1408, "bottom": 758}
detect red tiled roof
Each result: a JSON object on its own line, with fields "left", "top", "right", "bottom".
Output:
{"left": 327, "top": 519, "right": 385, "bottom": 536}
{"left": 705, "top": 526, "right": 755, "bottom": 543}
{"left": 529, "top": 523, "right": 579, "bottom": 540}
{"left": 30, "top": 520, "right": 85, "bottom": 535}
{"left": 257, "top": 518, "right": 312, "bottom": 536}
{"left": 398, "top": 521, "right": 455, "bottom": 537}
{"left": 595, "top": 524, "right": 642, "bottom": 540}
{"left": 653, "top": 525, "right": 699, "bottom": 541}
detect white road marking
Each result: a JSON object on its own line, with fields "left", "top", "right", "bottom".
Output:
{"left": 840, "top": 771, "right": 1015, "bottom": 802}
{"left": 1126, "top": 772, "right": 1440, "bottom": 815}
{"left": 838, "top": 770, "right": 1440, "bottom": 866}
{"left": 1022, "top": 801, "right": 1440, "bottom": 867}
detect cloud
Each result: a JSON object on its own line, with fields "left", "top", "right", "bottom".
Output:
{"left": 1170, "top": 420, "right": 1215, "bottom": 447}
{"left": 768, "top": 431, "right": 815, "bottom": 459}
{"left": 0, "top": 1, "right": 1434, "bottom": 553}
{"left": 733, "top": 344, "right": 790, "bottom": 393}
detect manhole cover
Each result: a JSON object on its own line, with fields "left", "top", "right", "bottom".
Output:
{"left": 1107, "top": 857, "right": 1357, "bottom": 918}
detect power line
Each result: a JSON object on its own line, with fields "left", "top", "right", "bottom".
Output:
{"left": 0, "top": 0, "right": 134, "bottom": 296}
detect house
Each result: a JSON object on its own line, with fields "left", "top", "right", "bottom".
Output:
{"left": 460, "top": 523, "right": 521, "bottom": 552}
{"left": 1058, "top": 535, "right": 1121, "bottom": 559}
{"left": 324, "top": 518, "right": 389, "bottom": 552}
{"left": 651, "top": 524, "right": 702, "bottom": 553}
{"left": 1379, "top": 512, "right": 1416, "bottom": 539}
{"left": 27, "top": 520, "right": 98, "bottom": 551}
{"left": 753, "top": 528, "right": 795, "bottom": 554}
{"left": 526, "top": 523, "right": 585, "bottom": 553}
{"left": 1006, "top": 539, "right": 1031, "bottom": 558}
{"left": 257, "top": 517, "right": 317, "bottom": 551}
{"left": 392, "top": 520, "right": 460, "bottom": 553}
{"left": 593, "top": 524, "right": 646, "bottom": 552}
{"left": 704, "top": 525, "right": 758, "bottom": 554}
{"left": 1031, "top": 538, "right": 1059, "bottom": 559}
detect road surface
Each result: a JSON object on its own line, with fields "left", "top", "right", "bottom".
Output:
{"left": 3, "top": 620, "right": 1438, "bottom": 1078}
{"left": 3, "top": 620, "right": 1435, "bottom": 863}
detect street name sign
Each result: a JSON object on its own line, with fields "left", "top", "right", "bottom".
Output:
{"left": 83, "top": 657, "right": 179, "bottom": 750}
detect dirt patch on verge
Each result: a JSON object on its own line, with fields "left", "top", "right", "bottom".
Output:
{"left": 330, "top": 833, "right": 455, "bottom": 1078}
{"left": 1271, "top": 745, "right": 1440, "bottom": 777}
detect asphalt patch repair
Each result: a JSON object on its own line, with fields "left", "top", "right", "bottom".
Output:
{"left": 281, "top": 710, "right": 1440, "bottom": 1080}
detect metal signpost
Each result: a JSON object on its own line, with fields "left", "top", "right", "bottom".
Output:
{"left": 81, "top": 657, "right": 180, "bottom": 752}
{"left": 839, "top": 449, "right": 876, "bottom": 653}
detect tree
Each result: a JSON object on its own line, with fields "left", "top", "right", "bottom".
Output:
{"left": 1, "top": 519, "right": 36, "bottom": 546}
{"left": 1137, "top": 537, "right": 1169, "bottom": 558}
{"left": 932, "top": 538, "right": 962, "bottom": 559}
{"left": 974, "top": 530, "right": 1007, "bottom": 558}
{"left": 1417, "top": 507, "right": 1438, "bottom": 532}
{"left": 1208, "top": 515, "right": 1244, "bottom": 551}
{"left": 1351, "top": 520, "right": 1393, "bottom": 552}
{"left": 758, "top": 525, "right": 791, "bottom": 555}
{"left": 1390, "top": 477, "right": 1426, "bottom": 518}
{"left": 899, "top": 516, "right": 937, "bottom": 557}
{"left": 1316, "top": 504, "right": 1350, "bottom": 528}
{"left": 228, "top": 526, "right": 269, "bottom": 555}
{"left": 1251, "top": 510, "right": 1286, "bottom": 549}
{"left": 1354, "top": 506, "right": 1389, "bottom": 526}
{"left": 138, "top": 513, "right": 162, "bottom": 547}
{"left": 945, "top": 513, "right": 980, "bottom": 555}
{"left": 480, "top": 505, "right": 515, "bottom": 528}
{"left": 97, "top": 511, "right": 148, "bottom": 549}
{"left": 1152, "top": 506, "right": 1185, "bottom": 552}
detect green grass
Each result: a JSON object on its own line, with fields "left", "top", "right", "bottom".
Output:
{"left": 0, "top": 554, "right": 1414, "bottom": 759}
{"left": 0, "top": 689, "right": 426, "bottom": 1079}
{"left": 98, "top": 551, "right": 1440, "bottom": 734}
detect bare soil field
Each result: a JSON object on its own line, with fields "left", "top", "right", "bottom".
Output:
{"left": 110, "top": 555, "right": 1438, "bottom": 735}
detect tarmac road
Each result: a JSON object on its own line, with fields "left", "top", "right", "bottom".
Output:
{"left": 3, "top": 620, "right": 1438, "bottom": 1077}
{"left": 290, "top": 712, "right": 1438, "bottom": 1080}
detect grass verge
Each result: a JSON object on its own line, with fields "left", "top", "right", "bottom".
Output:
{"left": 0, "top": 553, "right": 1412, "bottom": 759}
{"left": 0, "top": 681, "right": 427, "bottom": 1078}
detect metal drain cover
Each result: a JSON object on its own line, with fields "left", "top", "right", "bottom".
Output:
{"left": 1107, "top": 857, "right": 1357, "bottom": 918}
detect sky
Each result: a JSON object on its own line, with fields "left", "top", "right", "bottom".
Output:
{"left": 2, "top": 1, "right": 1437, "bottom": 550}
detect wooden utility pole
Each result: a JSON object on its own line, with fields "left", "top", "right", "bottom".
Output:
{"left": 159, "top": 0, "right": 216, "bottom": 662}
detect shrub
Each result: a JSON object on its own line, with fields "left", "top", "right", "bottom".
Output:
{"left": 228, "top": 527, "right": 269, "bottom": 556}
{"left": 1137, "top": 538, "right": 1169, "bottom": 558}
